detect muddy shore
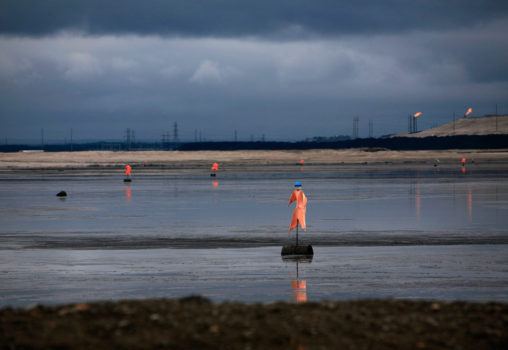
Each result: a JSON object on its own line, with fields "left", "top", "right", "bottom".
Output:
{"left": 1, "top": 297, "right": 507, "bottom": 349}
{"left": 2, "top": 149, "right": 507, "bottom": 349}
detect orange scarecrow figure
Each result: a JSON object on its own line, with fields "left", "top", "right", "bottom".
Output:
{"left": 125, "top": 163, "right": 132, "bottom": 177}
{"left": 210, "top": 162, "right": 219, "bottom": 177}
{"left": 288, "top": 182, "right": 307, "bottom": 231}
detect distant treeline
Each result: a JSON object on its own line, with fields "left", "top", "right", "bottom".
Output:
{"left": 1, "top": 135, "right": 507, "bottom": 152}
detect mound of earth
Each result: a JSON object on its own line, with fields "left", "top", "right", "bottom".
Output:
{"left": 1, "top": 297, "right": 506, "bottom": 349}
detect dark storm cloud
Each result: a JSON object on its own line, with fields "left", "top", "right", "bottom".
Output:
{"left": 1, "top": 0, "right": 508, "bottom": 38}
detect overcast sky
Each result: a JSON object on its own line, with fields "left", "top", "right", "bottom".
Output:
{"left": 1, "top": 0, "right": 507, "bottom": 142}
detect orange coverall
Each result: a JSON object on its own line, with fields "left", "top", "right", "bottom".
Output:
{"left": 125, "top": 165, "right": 132, "bottom": 176}
{"left": 289, "top": 189, "right": 307, "bottom": 231}
{"left": 211, "top": 163, "right": 219, "bottom": 171}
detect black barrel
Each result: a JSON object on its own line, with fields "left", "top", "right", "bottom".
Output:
{"left": 281, "top": 245, "right": 313, "bottom": 256}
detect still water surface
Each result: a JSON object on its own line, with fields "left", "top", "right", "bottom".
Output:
{"left": 1, "top": 165, "right": 507, "bottom": 306}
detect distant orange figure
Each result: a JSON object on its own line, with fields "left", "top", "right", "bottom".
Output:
{"left": 300, "top": 159, "right": 304, "bottom": 164}
{"left": 211, "top": 163, "right": 219, "bottom": 171}
{"left": 289, "top": 182, "right": 307, "bottom": 231}
{"left": 125, "top": 163, "right": 132, "bottom": 176}
{"left": 461, "top": 157, "right": 466, "bottom": 166}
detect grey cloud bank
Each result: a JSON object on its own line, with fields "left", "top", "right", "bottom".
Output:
{"left": 1, "top": 1, "right": 507, "bottom": 142}
{"left": 2, "top": 0, "right": 507, "bottom": 38}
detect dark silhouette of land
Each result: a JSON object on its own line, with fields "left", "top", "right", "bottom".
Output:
{"left": 1, "top": 134, "right": 507, "bottom": 153}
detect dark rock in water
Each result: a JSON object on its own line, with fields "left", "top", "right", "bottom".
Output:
{"left": 281, "top": 245, "right": 314, "bottom": 256}
{"left": 56, "top": 191, "right": 67, "bottom": 197}
{"left": 210, "top": 173, "right": 216, "bottom": 177}
{"left": 124, "top": 178, "right": 132, "bottom": 182}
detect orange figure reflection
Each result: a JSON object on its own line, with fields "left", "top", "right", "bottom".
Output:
{"left": 291, "top": 280, "right": 307, "bottom": 303}
{"left": 288, "top": 182, "right": 307, "bottom": 231}
{"left": 283, "top": 256, "right": 312, "bottom": 303}
{"left": 468, "top": 186, "right": 473, "bottom": 221}
{"left": 415, "top": 187, "right": 421, "bottom": 221}
{"left": 462, "top": 166, "right": 466, "bottom": 174}
{"left": 125, "top": 186, "right": 131, "bottom": 199}
{"left": 212, "top": 181, "right": 219, "bottom": 187}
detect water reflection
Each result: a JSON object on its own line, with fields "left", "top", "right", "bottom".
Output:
{"left": 409, "top": 181, "right": 421, "bottom": 220}
{"left": 462, "top": 166, "right": 467, "bottom": 174}
{"left": 125, "top": 185, "right": 132, "bottom": 200}
{"left": 212, "top": 180, "right": 219, "bottom": 187}
{"left": 468, "top": 186, "right": 473, "bottom": 222}
{"left": 282, "top": 255, "right": 313, "bottom": 303}
{"left": 415, "top": 187, "right": 421, "bottom": 221}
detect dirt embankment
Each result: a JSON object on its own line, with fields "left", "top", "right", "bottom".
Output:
{"left": 1, "top": 149, "right": 508, "bottom": 171}
{"left": 397, "top": 115, "right": 508, "bottom": 138}
{"left": 1, "top": 297, "right": 506, "bottom": 350}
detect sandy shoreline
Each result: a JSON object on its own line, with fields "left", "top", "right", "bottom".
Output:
{"left": 1, "top": 149, "right": 508, "bottom": 171}
{"left": 1, "top": 297, "right": 506, "bottom": 349}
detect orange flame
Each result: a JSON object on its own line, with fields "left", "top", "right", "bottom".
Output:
{"left": 413, "top": 112, "right": 422, "bottom": 117}
{"left": 465, "top": 107, "right": 472, "bottom": 116}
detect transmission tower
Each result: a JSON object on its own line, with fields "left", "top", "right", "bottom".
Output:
{"left": 173, "top": 122, "right": 179, "bottom": 142}
{"left": 125, "top": 128, "right": 136, "bottom": 150}
{"left": 353, "top": 116, "right": 359, "bottom": 139}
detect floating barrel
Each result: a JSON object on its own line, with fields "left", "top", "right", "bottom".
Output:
{"left": 281, "top": 255, "right": 313, "bottom": 263}
{"left": 56, "top": 190, "right": 67, "bottom": 197}
{"left": 281, "top": 244, "right": 313, "bottom": 256}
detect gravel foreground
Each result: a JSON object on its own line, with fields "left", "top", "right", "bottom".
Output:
{"left": 1, "top": 297, "right": 507, "bottom": 350}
